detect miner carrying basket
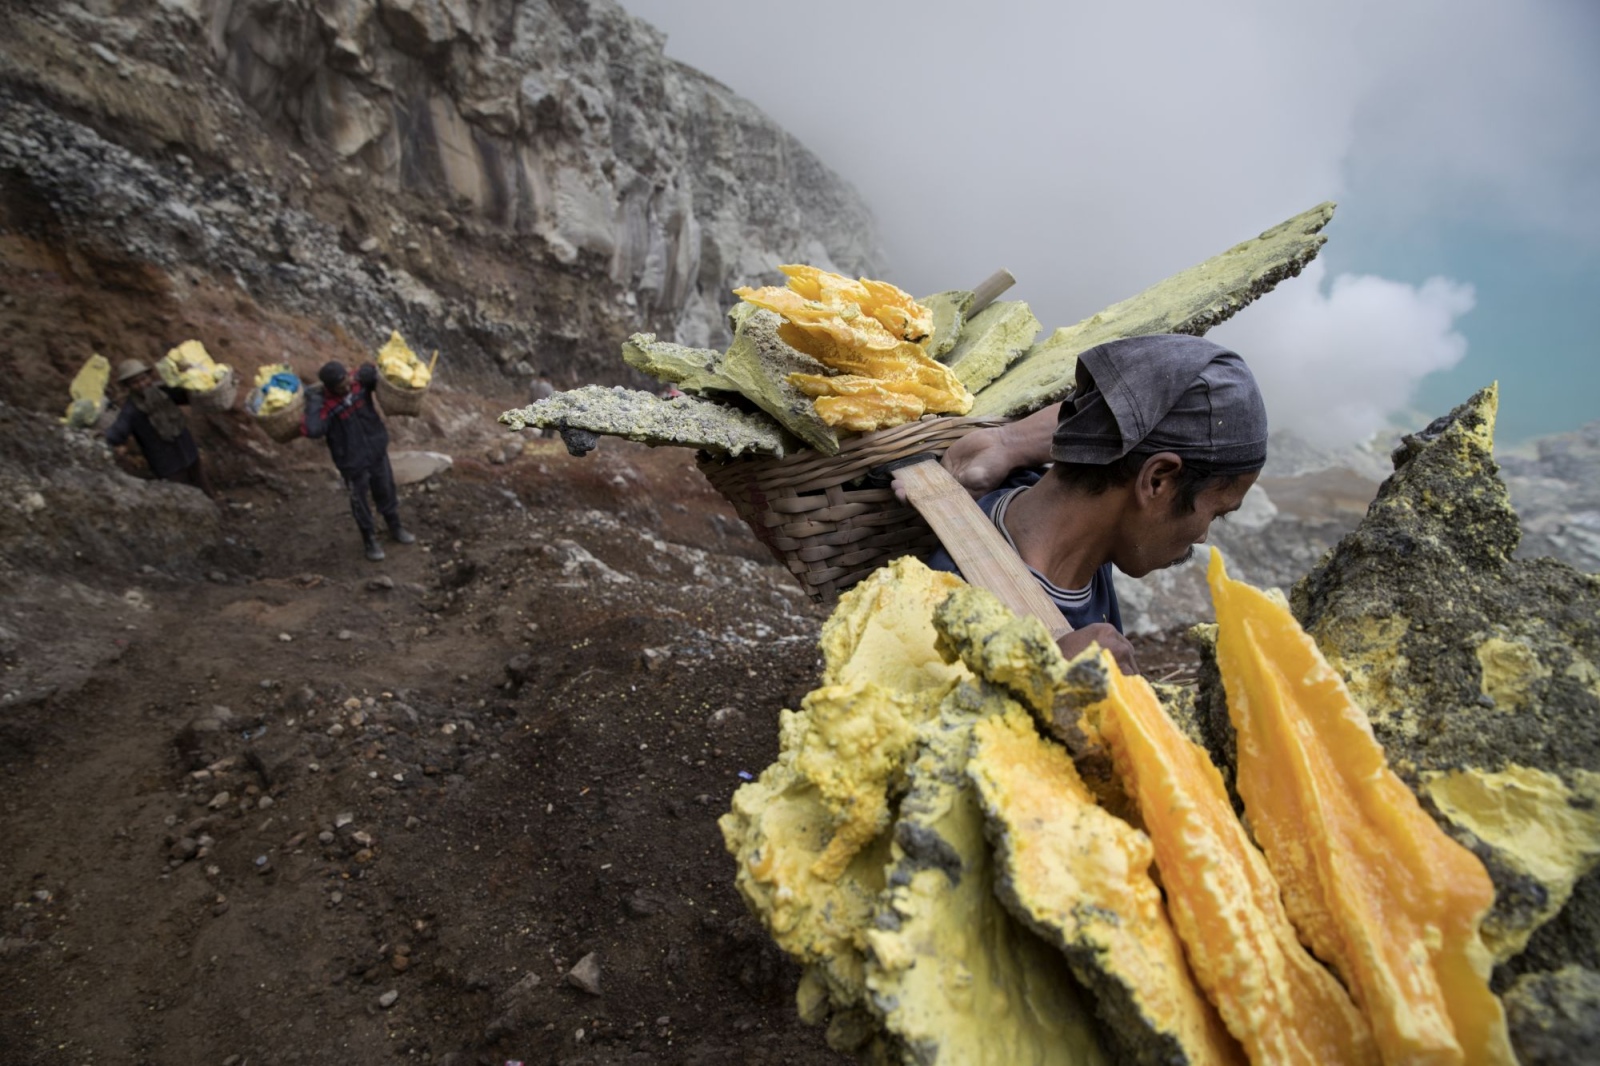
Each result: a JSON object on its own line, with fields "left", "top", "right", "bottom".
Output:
{"left": 922, "top": 334, "right": 1268, "bottom": 674}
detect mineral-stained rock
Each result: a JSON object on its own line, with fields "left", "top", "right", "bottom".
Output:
{"left": 497, "top": 384, "right": 787, "bottom": 458}
{"left": 941, "top": 300, "right": 1041, "bottom": 394}
{"left": 1290, "top": 384, "right": 1600, "bottom": 977}
{"left": 968, "top": 709, "right": 1242, "bottom": 1066}
{"left": 970, "top": 202, "right": 1335, "bottom": 418}
{"left": 720, "top": 304, "right": 840, "bottom": 454}
{"left": 1501, "top": 965, "right": 1600, "bottom": 1066}
{"left": 620, "top": 333, "right": 742, "bottom": 395}
{"left": 863, "top": 699, "right": 1111, "bottom": 1066}
{"left": 921, "top": 289, "right": 976, "bottom": 362}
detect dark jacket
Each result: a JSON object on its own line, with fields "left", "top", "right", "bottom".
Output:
{"left": 303, "top": 363, "right": 389, "bottom": 474}
{"left": 105, "top": 386, "right": 199, "bottom": 478}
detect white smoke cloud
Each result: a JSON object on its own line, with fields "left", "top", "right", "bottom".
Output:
{"left": 1211, "top": 261, "right": 1476, "bottom": 448}
{"left": 616, "top": 0, "right": 1594, "bottom": 442}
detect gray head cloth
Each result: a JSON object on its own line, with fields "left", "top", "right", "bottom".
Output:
{"left": 1051, "top": 334, "right": 1268, "bottom": 474}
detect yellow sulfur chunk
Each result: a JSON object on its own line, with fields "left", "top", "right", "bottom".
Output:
{"left": 799, "top": 559, "right": 970, "bottom": 879}
{"left": 63, "top": 353, "right": 110, "bottom": 426}
{"left": 863, "top": 700, "right": 1111, "bottom": 1065}
{"left": 719, "top": 559, "right": 972, "bottom": 1017}
{"left": 970, "top": 709, "right": 1244, "bottom": 1066}
{"left": 734, "top": 265, "right": 971, "bottom": 431}
{"left": 377, "top": 331, "right": 432, "bottom": 389}
{"left": 159, "top": 339, "right": 231, "bottom": 391}
{"left": 1209, "top": 550, "right": 1515, "bottom": 1066}
{"left": 252, "top": 362, "right": 297, "bottom": 415}
{"left": 1086, "top": 652, "right": 1379, "bottom": 1066}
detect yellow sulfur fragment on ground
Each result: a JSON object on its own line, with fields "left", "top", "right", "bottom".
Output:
{"left": 159, "top": 340, "right": 231, "bottom": 392}
{"left": 734, "top": 265, "right": 972, "bottom": 430}
{"left": 1210, "top": 549, "right": 1515, "bottom": 1066}
{"left": 377, "top": 331, "right": 433, "bottom": 389}
{"left": 62, "top": 353, "right": 110, "bottom": 426}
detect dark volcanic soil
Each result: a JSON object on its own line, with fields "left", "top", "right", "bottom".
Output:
{"left": 0, "top": 418, "right": 1197, "bottom": 1066}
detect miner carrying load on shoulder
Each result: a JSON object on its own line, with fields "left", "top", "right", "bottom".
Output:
{"left": 104, "top": 358, "right": 216, "bottom": 499}
{"left": 927, "top": 334, "right": 1266, "bottom": 676}
{"left": 303, "top": 359, "right": 417, "bottom": 562}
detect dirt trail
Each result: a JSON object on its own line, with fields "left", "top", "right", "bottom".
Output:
{"left": 0, "top": 424, "right": 1197, "bottom": 1066}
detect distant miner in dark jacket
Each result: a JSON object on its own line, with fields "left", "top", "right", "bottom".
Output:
{"left": 104, "top": 358, "right": 216, "bottom": 498}
{"left": 303, "top": 360, "right": 416, "bottom": 561}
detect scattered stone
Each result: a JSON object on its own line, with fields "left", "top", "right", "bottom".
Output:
{"left": 566, "top": 953, "right": 602, "bottom": 995}
{"left": 207, "top": 570, "right": 228, "bottom": 584}
{"left": 277, "top": 633, "right": 292, "bottom": 643}
{"left": 707, "top": 706, "right": 743, "bottom": 731}
{"left": 641, "top": 647, "right": 670, "bottom": 672}
{"left": 378, "top": 989, "right": 399, "bottom": 1009}
{"left": 368, "top": 575, "right": 395, "bottom": 591}
{"left": 334, "top": 812, "right": 354, "bottom": 828}
{"left": 338, "top": 630, "right": 353, "bottom": 641}
{"left": 207, "top": 791, "right": 232, "bottom": 810}
{"left": 169, "top": 837, "right": 199, "bottom": 862}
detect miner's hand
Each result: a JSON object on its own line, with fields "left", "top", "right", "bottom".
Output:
{"left": 1057, "top": 622, "right": 1140, "bottom": 676}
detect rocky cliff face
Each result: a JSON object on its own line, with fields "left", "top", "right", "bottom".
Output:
{"left": 0, "top": 0, "right": 881, "bottom": 404}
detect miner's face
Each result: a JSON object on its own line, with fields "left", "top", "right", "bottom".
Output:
{"left": 1116, "top": 464, "right": 1258, "bottom": 578}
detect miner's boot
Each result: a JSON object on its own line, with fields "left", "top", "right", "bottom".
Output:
{"left": 388, "top": 522, "right": 416, "bottom": 545}
{"left": 363, "top": 533, "right": 386, "bottom": 562}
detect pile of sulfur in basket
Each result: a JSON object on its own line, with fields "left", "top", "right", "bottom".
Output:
{"left": 500, "top": 202, "right": 1336, "bottom": 460}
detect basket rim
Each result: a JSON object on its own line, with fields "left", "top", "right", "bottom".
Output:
{"left": 698, "top": 414, "right": 1009, "bottom": 494}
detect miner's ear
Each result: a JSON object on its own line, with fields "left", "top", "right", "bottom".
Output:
{"left": 1137, "top": 452, "right": 1185, "bottom": 504}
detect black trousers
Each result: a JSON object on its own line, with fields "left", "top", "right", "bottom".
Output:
{"left": 343, "top": 455, "right": 400, "bottom": 537}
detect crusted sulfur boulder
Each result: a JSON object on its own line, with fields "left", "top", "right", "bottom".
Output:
{"left": 971, "top": 202, "right": 1335, "bottom": 418}
{"left": 498, "top": 385, "right": 787, "bottom": 457}
{"left": 1290, "top": 385, "right": 1600, "bottom": 1007}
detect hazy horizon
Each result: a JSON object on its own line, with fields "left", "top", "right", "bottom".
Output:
{"left": 618, "top": 0, "right": 1598, "bottom": 447}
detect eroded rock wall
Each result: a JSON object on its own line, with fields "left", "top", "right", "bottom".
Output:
{"left": 0, "top": 0, "right": 881, "bottom": 406}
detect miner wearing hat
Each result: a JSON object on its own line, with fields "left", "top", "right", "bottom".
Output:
{"left": 926, "top": 334, "right": 1268, "bottom": 675}
{"left": 302, "top": 359, "right": 416, "bottom": 561}
{"left": 104, "top": 358, "right": 216, "bottom": 498}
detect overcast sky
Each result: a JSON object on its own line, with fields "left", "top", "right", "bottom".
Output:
{"left": 617, "top": 0, "right": 1598, "bottom": 447}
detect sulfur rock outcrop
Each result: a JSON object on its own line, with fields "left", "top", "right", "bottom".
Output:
{"left": 1275, "top": 384, "right": 1600, "bottom": 1060}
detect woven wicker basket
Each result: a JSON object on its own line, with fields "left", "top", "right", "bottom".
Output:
{"left": 375, "top": 372, "right": 428, "bottom": 417}
{"left": 698, "top": 415, "right": 1009, "bottom": 603}
{"left": 252, "top": 385, "right": 305, "bottom": 443}
{"left": 190, "top": 366, "right": 237, "bottom": 414}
